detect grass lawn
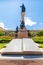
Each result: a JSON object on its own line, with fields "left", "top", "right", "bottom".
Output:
{"left": 0, "top": 43, "right": 8, "bottom": 49}
{"left": 39, "top": 43, "right": 43, "bottom": 48}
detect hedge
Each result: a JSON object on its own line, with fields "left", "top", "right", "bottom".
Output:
{"left": 32, "top": 36, "right": 43, "bottom": 43}
{"left": 0, "top": 36, "right": 13, "bottom": 43}
{"left": 36, "top": 30, "right": 43, "bottom": 36}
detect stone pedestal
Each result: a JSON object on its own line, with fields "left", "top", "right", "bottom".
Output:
{"left": 18, "top": 27, "right": 28, "bottom": 38}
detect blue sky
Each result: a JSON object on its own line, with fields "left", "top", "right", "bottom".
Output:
{"left": 0, "top": 0, "right": 43, "bottom": 30}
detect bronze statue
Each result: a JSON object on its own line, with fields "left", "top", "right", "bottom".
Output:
{"left": 20, "top": 4, "right": 26, "bottom": 29}
{"left": 20, "top": 4, "right": 26, "bottom": 12}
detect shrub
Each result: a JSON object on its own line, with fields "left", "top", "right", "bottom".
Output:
{"left": 0, "top": 31, "right": 5, "bottom": 36}
{"left": 30, "top": 31, "right": 35, "bottom": 37}
{"left": 32, "top": 36, "right": 43, "bottom": 43}
{"left": 0, "top": 36, "right": 13, "bottom": 43}
{"left": 36, "top": 30, "right": 43, "bottom": 36}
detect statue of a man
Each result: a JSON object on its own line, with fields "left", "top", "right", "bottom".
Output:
{"left": 20, "top": 4, "right": 26, "bottom": 29}
{"left": 20, "top": 4, "right": 26, "bottom": 12}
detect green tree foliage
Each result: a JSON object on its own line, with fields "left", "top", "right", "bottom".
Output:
{"left": 0, "top": 31, "right": 5, "bottom": 36}
{"left": 36, "top": 30, "right": 43, "bottom": 36}
{"left": 9, "top": 32, "right": 15, "bottom": 36}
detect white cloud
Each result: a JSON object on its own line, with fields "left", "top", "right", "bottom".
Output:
{"left": 0, "top": 22, "right": 4, "bottom": 28}
{"left": 0, "top": 22, "right": 8, "bottom": 30}
{"left": 4, "top": 27, "right": 8, "bottom": 30}
{"left": 25, "top": 17, "right": 37, "bottom": 26}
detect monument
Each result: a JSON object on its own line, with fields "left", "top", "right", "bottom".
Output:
{"left": 0, "top": 4, "right": 43, "bottom": 55}
{"left": 17, "top": 4, "right": 28, "bottom": 38}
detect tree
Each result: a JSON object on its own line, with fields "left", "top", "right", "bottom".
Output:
{"left": 0, "top": 31, "right": 5, "bottom": 36}
{"left": 36, "top": 30, "right": 43, "bottom": 36}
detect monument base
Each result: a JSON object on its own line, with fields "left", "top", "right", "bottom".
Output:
{"left": 18, "top": 27, "right": 28, "bottom": 38}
